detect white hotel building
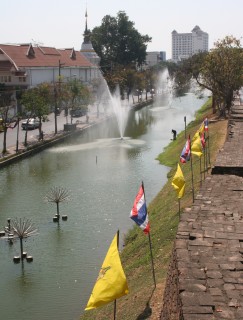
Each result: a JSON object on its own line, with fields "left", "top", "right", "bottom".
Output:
{"left": 172, "top": 26, "right": 209, "bottom": 62}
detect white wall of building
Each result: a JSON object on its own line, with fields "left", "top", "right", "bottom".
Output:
{"left": 25, "top": 66, "right": 98, "bottom": 87}
{"left": 172, "top": 26, "right": 208, "bottom": 62}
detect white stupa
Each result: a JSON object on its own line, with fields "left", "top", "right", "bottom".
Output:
{"left": 80, "top": 9, "right": 100, "bottom": 66}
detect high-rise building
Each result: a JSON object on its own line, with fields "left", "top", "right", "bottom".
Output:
{"left": 172, "top": 26, "right": 208, "bottom": 62}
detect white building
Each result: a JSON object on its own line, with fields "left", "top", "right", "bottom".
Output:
{"left": 0, "top": 43, "right": 100, "bottom": 115}
{"left": 0, "top": 43, "right": 98, "bottom": 89}
{"left": 172, "top": 26, "right": 208, "bottom": 62}
{"left": 144, "top": 51, "right": 166, "bottom": 69}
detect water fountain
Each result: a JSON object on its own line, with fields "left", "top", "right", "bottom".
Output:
{"left": 94, "top": 74, "right": 130, "bottom": 140}
{"left": 108, "top": 87, "right": 130, "bottom": 140}
{"left": 155, "top": 68, "right": 174, "bottom": 108}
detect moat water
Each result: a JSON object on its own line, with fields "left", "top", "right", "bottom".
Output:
{"left": 0, "top": 93, "right": 207, "bottom": 320}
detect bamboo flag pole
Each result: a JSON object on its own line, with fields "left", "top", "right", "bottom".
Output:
{"left": 204, "top": 143, "right": 206, "bottom": 180}
{"left": 178, "top": 198, "right": 181, "bottom": 217}
{"left": 148, "top": 232, "right": 156, "bottom": 288}
{"left": 203, "top": 132, "right": 207, "bottom": 176}
{"left": 200, "top": 157, "right": 202, "bottom": 186}
{"left": 184, "top": 116, "right": 187, "bottom": 139}
{"left": 205, "top": 135, "right": 208, "bottom": 173}
{"left": 142, "top": 181, "right": 156, "bottom": 288}
{"left": 189, "top": 136, "right": 195, "bottom": 202}
{"left": 114, "top": 300, "right": 116, "bottom": 320}
{"left": 207, "top": 134, "right": 211, "bottom": 166}
{"left": 113, "top": 230, "right": 120, "bottom": 320}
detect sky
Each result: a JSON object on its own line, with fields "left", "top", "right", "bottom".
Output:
{"left": 1, "top": 0, "right": 242, "bottom": 59}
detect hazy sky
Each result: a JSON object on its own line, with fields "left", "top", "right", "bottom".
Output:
{"left": 1, "top": 0, "right": 242, "bottom": 59}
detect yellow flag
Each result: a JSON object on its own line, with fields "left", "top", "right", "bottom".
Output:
{"left": 191, "top": 131, "right": 203, "bottom": 157}
{"left": 172, "top": 163, "right": 185, "bottom": 199}
{"left": 198, "top": 121, "right": 205, "bottom": 134}
{"left": 85, "top": 233, "right": 129, "bottom": 310}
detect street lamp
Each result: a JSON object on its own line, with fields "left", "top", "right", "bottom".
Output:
{"left": 54, "top": 60, "right": 65, "bottom": 135}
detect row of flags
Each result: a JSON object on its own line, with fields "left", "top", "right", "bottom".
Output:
{"left": 180, "top": 117, "right": 208, "bottom": 164}
{"left": 85, "top": 117, "right": 209, "bottom": 316}
{"left": 85, "top": 182, "right": 151, "bottom": 315}
{"left": 172, "top": 117, "right": 209, "bottom": 202}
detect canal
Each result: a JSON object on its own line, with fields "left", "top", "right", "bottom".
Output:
{"left": 0, "top": 93, "right": 207, "bottom": 320}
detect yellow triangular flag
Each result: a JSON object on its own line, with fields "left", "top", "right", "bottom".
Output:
{"left": 85, "top": 232, "right": 129, "bottom": 310}
{"left": 191, "top": 131, "right": 203, "bottom": 157}
{"left": 198, "top": 121, "right": 205, "bottom": 134}
{"left": 172, "top": 163, "right": 185, "bottom": 199}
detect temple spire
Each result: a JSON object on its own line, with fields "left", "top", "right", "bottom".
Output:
{"left": 83, "top": 7, "right": 91, "bottom": 44}
{"left": 85, "top": 8, "right": 88, "bottom": 33}
{"left": 80, "top": 7, "right": 100, "bottom": 66}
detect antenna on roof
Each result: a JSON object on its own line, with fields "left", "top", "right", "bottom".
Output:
{"left": 31, "top": 39, "right": 44, "bottom": 47}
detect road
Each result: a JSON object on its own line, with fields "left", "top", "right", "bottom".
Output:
{"left": 0, "top": 110, "right": 87, "bottom": 151}
{"left": 0, "top": 93, "right": 151, "bottom": 152}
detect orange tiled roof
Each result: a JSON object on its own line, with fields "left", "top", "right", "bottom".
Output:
{"left": 0, "top": 44, "right": 93, "bottom": 70}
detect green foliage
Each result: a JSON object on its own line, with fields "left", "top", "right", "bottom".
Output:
{"left": 63, "top": 79, "right": 91, "bottom": 109}
{"left": 21, "top": 83, "right": 51, "bottom": 119}
{"left": 200, "top": 36, "right": 243, "bottom": 114}
{"left": 91, "top": 11, "right": 151, "bottom": 74}
{"left": 173, "top": 36, "right": 243, "bottom": 116}
{"left": 0, "top": 85, "right": 17, "bottom": 153}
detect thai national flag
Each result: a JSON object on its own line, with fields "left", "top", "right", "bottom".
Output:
{"left": 204, "top": 118, "right": 209, "bottom": 131}
{"left": 180, "top": 136, "right": 191, "bottom": 163}
{"left": 200, "top": 133, "right": 206, "bottom": 149}
{"left": 130, "top": 184, "right": 150, "bottom": 234}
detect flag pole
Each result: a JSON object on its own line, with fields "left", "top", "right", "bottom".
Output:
{"left": 207, "top": 134, "right": 211, "bottom": 167}
{"left": 113, "top": 230, "right": 120, "bottom": 320}
{"left": 178, "top": 198, "right": 181, "bottom": 217}
{"left": 148, "top": 232, "right": 156, "bottom": 288}
{"left": 205, "top": 135, "right": 208, "bottom": 173}
{"left": 200, "top": 157, "right": 202, "bottom": 186}
{"left": 189, "top": 136, "right": 195, "bottom": 202}
{"left": 142, "top": 181, "right": 156, "bottom": 288}
{"left": 203, "top": 146, "right": 206, "bottom": 180}
{"left": 114, "top": 300, "right": 117, "bottom": 320}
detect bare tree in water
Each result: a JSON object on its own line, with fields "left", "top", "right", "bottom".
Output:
{"left": 44, "top": 186, "right": 71, "bottom": 221}
{"left": 5, "top": 217, "right": 38, "bottom": 259}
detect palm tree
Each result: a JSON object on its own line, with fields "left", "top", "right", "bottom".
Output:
{"left": 44, "top": 186, "right": 70, "bottom": 221}
{"left": 5, "top": 217, "right": 38, "bottom": 259}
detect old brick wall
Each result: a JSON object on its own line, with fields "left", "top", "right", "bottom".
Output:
{"left": 161, "top": 244, "right": 183, "bottom": 320}
{"left": 161, "top": 95, "right": 243, "bottom": 320}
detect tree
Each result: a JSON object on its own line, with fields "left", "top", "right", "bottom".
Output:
{"left": 44, "top": 186, "right": 70, "bottom": 222}
{"left": 174, "top": 36, "right": 243, "bottom": 116}
{"left": 5, "top": 217, "right": 38, "bottom": 260}
{"left": 62, "top": 79, "right": 91, "bottom": 123}
{"left": 20, "top": 83, "right": 51, "bottom": 144}
{"left": 0, "top": 85, "right": 17, "bottom": 153}
{"left": 199, "top": 36, "right": 243, "bottom": 116}
{"left": 91, "top": 11, "right": 151, "bottom": 74}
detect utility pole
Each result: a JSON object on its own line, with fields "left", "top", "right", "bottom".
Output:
{"left": 54, "top": 60, "right": 65, "bottom": 134}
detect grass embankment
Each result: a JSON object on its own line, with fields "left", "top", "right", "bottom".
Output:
{"left": 80, "top": 98, "right": 227, "bottom": 320}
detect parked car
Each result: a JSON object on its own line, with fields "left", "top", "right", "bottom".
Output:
{"left": 70, "top": 108, "right": 87, "bottom": 117}
{"left": 21, "top": 118, "right": 40, "bottom": 130}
